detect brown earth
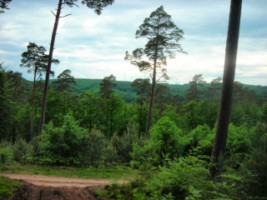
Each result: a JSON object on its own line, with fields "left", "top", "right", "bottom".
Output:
{"left": 1, "top": 174, "right": 125, "bottom": 200}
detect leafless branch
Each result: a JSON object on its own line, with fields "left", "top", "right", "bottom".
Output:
{"left": 60, "top": 13, "right": 71, "bottom": 18}
{"left": 51, "top": 10, "right": 56, "bottom": 17}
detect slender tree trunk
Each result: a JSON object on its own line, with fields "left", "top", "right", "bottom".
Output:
{"left": 146, "top": 59, "right": 157, "bottom": 137}
{"left": 30, "top": 67, "right": 37, "bottom": 139}
{"left": 139, "top": 100, "right": 143, "bottom": 137}
{"left": 211, "top": 0, "right": 242, "bottom": 177}
{"left": 39, "top": 0, "right": 62, "bottom": 134}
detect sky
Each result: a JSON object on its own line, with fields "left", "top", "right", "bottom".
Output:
{"left": 0, "top": 0, "right": 267, "bottom": 85}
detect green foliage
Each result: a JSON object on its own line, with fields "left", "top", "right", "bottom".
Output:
{"left": 81, "top": 128, "right": 107, "bottom": 166}
{"left": 148, "top": 117, "right": 184, "bottom": 165}
{"left": 1, "top": 63, "right": 267, "bottom": 199}
{"left": 97, "top": 94, "right": 129, "bottom": 137}
{"left": 186, "top": 74, "right": 206, "bottom": 101}
{"left": 74, "top": 91, "right": 99, "bottom": 130}
{"left": 145, "top": 157, "right": 212, "bottom": 200}
{"left": 100, "top": 74, "right": 116, "bottom": 99}
{"left": 0, "top": 164, "right": 138, "bottom": 181}
{"left": 0, "top": 176, "right": 20, "bottom": 198}
{"left": 0, "top": 142, "right": 13, "bottom": 165}
{"left": 52, "top": 69, "right": 75, "bottom": 92}
{"left": 13, "top": 138, "right": 33, "bottom": 164}
{"left": 102, "top": 157, "right": 253, "bottom": 200}
{"left": 111, "top": 126, "right": 139, "bottom": 163}
{"left": 245, "top": 122, "right": 267, "bottom": 196}
{"left": 96, "top": 179, "right": 147, "bottom": 200}
{"left": 0, "top": 66, "right": 15, "bottom": 140}
{"left": 185, "top": 124, "right": 214, "bottom": 156}
{"left": 225, "top": 124, "right": 252, "bottom": 169}
{"left": 131, "top": 116, "right": 184, "bottom": 167}
{"left": 54, "top": 78, "right": 265, "bottom": 103}
{"left": 39, "top": 114, "right": 88, "bottom": 166}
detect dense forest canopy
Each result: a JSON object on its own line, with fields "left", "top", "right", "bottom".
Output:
{"left": 1, "top": 64, "right": 267, "bottom": 198}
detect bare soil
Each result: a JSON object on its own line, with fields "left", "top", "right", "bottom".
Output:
{"left": 1, "top": 174, "right": 125, "bottom": 200}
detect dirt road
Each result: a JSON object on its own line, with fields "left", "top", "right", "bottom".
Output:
{"left": 1, "top": 173, "right": 128, "bottom": 199}
{"left": 1, "top": 173, "right": 126, "bottom": 189}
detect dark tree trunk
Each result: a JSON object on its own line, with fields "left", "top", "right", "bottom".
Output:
{"left": 138, "top": 100, "right": 143, "bottom": 137}
{"left": 39, "top": 0, "right": 62, "bottom": 134}
{"left": 30, "top": 67, "right": 37, "bottom": 138}
{"left": 145, "top": 36, "right": 159, "bottom": 137}
{"left": 146, "top": 60, "right": 157, "bottom": 137}
{"left": 211, "top": 0, "right": 242, "bottom": 177}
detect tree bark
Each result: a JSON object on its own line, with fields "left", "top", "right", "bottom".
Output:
{"left": 211, "top": 0, "right": 242, "bottom": 177}
{"left": 146, "top": 35, "right": 159, "bottom": 137}
{"left": 39, "top": 0, "right": 62, "bottom": 134}
{"left": 30, "top": 67, "right": 37, "bottom": 138}
{"left": 146, "top": 56, "right": 157, "bottom": 137}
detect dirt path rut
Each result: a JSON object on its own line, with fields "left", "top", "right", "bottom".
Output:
{"left": 1, "top": 173, "right": 128, "bottom": 200}
{"left": 1, "top": 173, "right": 125, "bottom": 189}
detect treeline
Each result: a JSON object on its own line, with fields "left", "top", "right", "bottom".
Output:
{"left": 70, "top": 78, "right": 267, "bottom": 102}
{"left": 1, "top": 64, "right": 267, "bottom": 198}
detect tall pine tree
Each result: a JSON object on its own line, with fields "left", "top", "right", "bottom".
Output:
{"left": 126, "top": 6, "right": 185, "bottom": 136}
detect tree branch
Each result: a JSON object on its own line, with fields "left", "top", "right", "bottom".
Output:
{"left": 60, "top": 13, "right": 71, "bottom": 18}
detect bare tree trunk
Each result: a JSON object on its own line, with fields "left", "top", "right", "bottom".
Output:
{"left": 146, "top": 60, "right": 157, "bottom": 137}
{"left": 30, "top": 67, "right": 37, "bottom": 139}
{"left": 39, "top": 0, "right": 62, "bottom": 134}
{"left": 211, "top": 0, "right": 242, "bottom": 177}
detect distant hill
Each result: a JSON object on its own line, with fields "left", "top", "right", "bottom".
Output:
{"left": 59, "top": 78, "right": 267, "bottom": 102}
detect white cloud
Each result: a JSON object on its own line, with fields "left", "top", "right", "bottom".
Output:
{"left": 0, "top": 0, "right": 266, "bottom": 85}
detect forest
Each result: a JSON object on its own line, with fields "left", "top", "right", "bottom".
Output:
{"left": 1, "top": 0, "right": 267, "bottom": 199}
{"left": 1, "top": 66, "right": 267, "bottom": 199}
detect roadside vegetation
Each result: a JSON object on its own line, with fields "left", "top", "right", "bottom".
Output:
{"left": 0, "top": 176, "right": 20, "bottom": 199}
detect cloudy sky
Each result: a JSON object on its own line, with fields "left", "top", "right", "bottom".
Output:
{"left": 0, "top": 0, "right": 266, "bottom": 85}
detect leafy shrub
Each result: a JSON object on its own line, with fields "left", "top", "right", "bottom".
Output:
{"left": 185, "top": 124, "right": 214, "bottom": 156}
{"left": 39, "top": 114, "right": 88, "bottom": 166}
{"left": 143, "top": 157, "right": 251, "bottom": 200}
{"left": 0, "top": 141, "right": 13, "bottom": 165}
{"left": 13, "top": 138, "right": 32, "bottom": 164}
{"left": 81, "top": 128, "right": 108, "bottom": 166}
{"left": 225, "top": 124, "right": 252, "bottom": 169}
{"left": 145, "top": 157, "right": 213, "bottom": 199}
{"left": 111, "top": 125, "right": 139, "bottom": 163}
{"left": 131, "top": 117, "right": 184, "bottom": 168}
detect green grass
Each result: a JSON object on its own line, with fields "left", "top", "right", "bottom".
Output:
{"left": 0, "top": 176, "right": 21, "bottom": 198}
{"left": 0, "top": 164, "right": 138, "bottom": 181}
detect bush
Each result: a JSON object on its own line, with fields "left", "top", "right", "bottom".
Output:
{"left": 131, "top": 117, "right": 184, "bottom": 168}
{"left": 13, "top": 138, "right": 32, "bottom": 164}
{"left": 111, "top": 125, "right": 139, "bottom": 163}
{"left": 81, "top": 128, "right": 108, "bottom": 166}
{"left": 225, "top": 124, "right": 252, "bottom": 169}
{"left": 145, "top": 157, "right": 213, "bottom": 200}
{"left": 143, "top": 157, "right": 250, "bottom": 200}
{"left": 185, "top": 124, "right": 214, "bottom": 157}
{"left": 0, "top": 142, "right": 13, "bottom": 165}
{"left": 39, "top": 114, "right": 88, "bottom": 166}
